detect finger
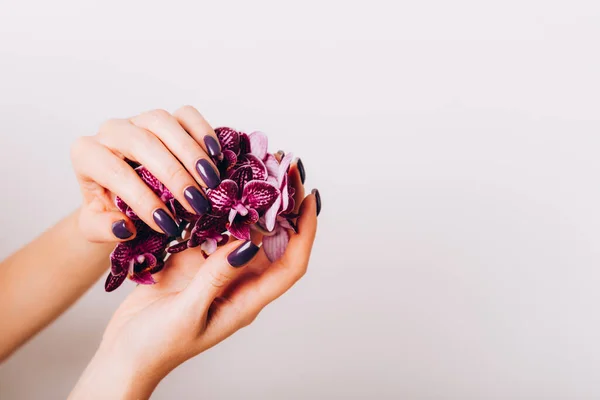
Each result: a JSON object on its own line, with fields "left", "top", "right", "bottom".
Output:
{"left": 221, "top": 194, "right": 318, "bottom": 323}
{"left": 79, "top": 204, "right": 136, "bottom": 243}
{"left": 172, "top": 105, "right": 222, "bottom": 159}
{"left": 72, "top": 136, "right": 180, "bottom": 236}
{"left": 178, "top": 239, "right": 261, "bottom": 312}
{"left": 289, "top": 159, "right": 306, "bottom": 214}
{"left": 97, "top": 119, "right": 211, "bottom": 217}
{"left": 130, "top": 109, "right": 221, "bottom": 190}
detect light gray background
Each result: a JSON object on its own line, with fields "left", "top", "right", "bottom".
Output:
{"left": 1, "top": 1, "right": 600, "bottom": 399}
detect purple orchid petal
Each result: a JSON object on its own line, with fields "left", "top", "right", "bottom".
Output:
{"left": 264, "top": 195, "right": 282, "bottom": 232}
{"left": 262, "top": 227, "right": 290, "bottom": 262}
{"left": 220, "top": 149, "right": 238, "bottom": 174}
{"left": 115, "top": 196, "right": 129, "bottom": 215}
{"left": 207, "top": 180, "right": 238, "bottom": 214}
{"left": 215, "top": 127, "right": 240, "bottom": 153}
{"left": 264, "top": 153, "right": 279, "bottom": 178}
{"left": 280, "top": 173, "right": 290, "bottom": 212}
{"left": 248, "top": 131, "right": 268, "bottom": 160}
{"left": 200, "top": 238, "right": 218, "bottom": 255}
{"left": 105, "top": 272, "right": 127, "bottom": 292}
{"left": 242, "top": 208, "right": 259, "bottom": 225}
{"left": 239, "top": 132, "right": 251, "bottom": 155}
{"left": 278, "top": 152, "right": 294, "bottom": 184}
{"left": 242, "top": 180, "right": 280, "bottom": 213}
{"left": 227, "top": 221, "right": 251, "bottom": 240}
{"left": 229, "top": 166, "right": 253, "bottom": 195}
{"left": 279, "top": 218, "right": 295, "bottom": 231}
{"left": 238, "top": 153, "right": 268, "bottom": 181}
{"left": 136, "top": 166, "right": 165, "bottom": 195}
{"left": 169, "top": 199, "right": 198, "bottom": 222}
{"left": 129, "top": 270, "right": 156, "bottom": 285}
{"left": 149, "top": 260, "right": 165, "bottom": 274}
{"left": 167, "top": 240, "right": 190, "bottom": 254}
{"left": 110, "top": 243, "right": 132, "bottom": 276}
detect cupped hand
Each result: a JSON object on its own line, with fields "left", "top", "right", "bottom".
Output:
{"left": 70, "top": 190, "right": 317, "bottom": 399}
{"left": 71, "top": 106, "right": 222, "bottom": 242}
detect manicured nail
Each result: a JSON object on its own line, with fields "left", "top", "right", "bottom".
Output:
{"left": 153, "top": 209, "right": 180, "bottom": 237}
{"left": 204, "top": 136, "right": 222, "bottom": 159}
{"left": 296, "top": 158, "right": 306, "bottom": 184}
{"left": 227, "top": 240, "right": 260, "bottom": 267}
{"left": 312, "top": 189, "right": 321, "bottom": 216}
{"left": 112, "top": 220, "right": 133, "bottom": 239}
{"left": 184, "top": 186, "right": 211, "bottom": 215}
{"left": 276, "top": 150, "right": 285, "bottom": 159}
{"left": 196, "top": 159, "right": 221, "bottom": 189}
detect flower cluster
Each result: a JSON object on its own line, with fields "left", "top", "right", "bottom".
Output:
{"left": 105, "top": 128, "right": 297, "bottom": 292}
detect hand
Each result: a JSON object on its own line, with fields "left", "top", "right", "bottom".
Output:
{"left": 70, "top": 189, "right": 318, "bottom": 399}
{"left": 71, "top": 106, "right": 223, "bottom": 242}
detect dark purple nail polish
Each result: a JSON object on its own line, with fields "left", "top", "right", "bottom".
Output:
{"left": 112, "top": 220, "right": 133, "bottom": 239}
{"left": 312, "top": 189, "right": 321, "bottom": 216}
{"left": 227, "top": 240, "right": 260, "bottom": 267}
{"left": 276, "top": 150, "right": 285, "bottom": 158}
{"left": 196, "top": 159, "right": 221, "bottom": 189}
{"left": 184, "top": 186, "right": 211, "bottom": 215}
{"left": 153, "top": 209, "right": 180, "bottom": 237}
{"left": 204, "top": 136, "right": 222, "bottom": 159}
{"left": 296, "top": 158, "right": 306, "bottom": 184}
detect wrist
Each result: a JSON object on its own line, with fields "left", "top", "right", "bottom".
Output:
{"left": 69, "top": 345, "right": 167, "bottom": 400}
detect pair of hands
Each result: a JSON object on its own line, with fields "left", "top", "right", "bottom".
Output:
{"left": 69, "top": 106, "right": 318, "bottom": 398}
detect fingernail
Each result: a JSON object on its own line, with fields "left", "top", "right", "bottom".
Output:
{"left": 153, "top": 209, "right": 180, "bottom": 237}
{"left": 312, "top": 189, "right": 321, "bottom": 216}
{"left": 184, "top": 186, "right": 211, "bottom": 215}
{"left": 296, "top": 158, "right": 306, "bottom": 184}
{"left": 204, "top": 136, "right": 222, "bottom": 159}
{"left": 196, "top": 159, "right": 221, "bottom": 189}
{"left": 227, "top": 240, "right": 260, "bottom": 267}
{"left": 112, "top": 220, "right": 133, "bottom": 239}
{"left": 276, "top": 150, "right": 285, "bottom": 158}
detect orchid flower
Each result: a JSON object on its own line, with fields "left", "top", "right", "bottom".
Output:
{"left": 105, "top": 127, "right": 301, "bottom": 292}
{"left": 208, "top": 166, "right": 280, "bottom": 240}
{"left": 106, "top": 221, "right": 171, "bottom": 291}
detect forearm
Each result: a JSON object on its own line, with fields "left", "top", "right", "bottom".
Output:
{"left": 0, "top": 208, "right": 113, "bottom": 361}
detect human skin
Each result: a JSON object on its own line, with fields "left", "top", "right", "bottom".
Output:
{"left": 0, "top": 105, "right": 319, "bottom": 398}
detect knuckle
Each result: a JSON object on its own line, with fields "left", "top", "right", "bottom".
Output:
{"left": 175, "top": 105, "right": 198, "bottom": 116}
{"left": 134, "top": 128, "right": 161, "bottom": 150}
{"left": 144, "top": 108, "right": 172, "bottom": 124}
{"left": 70, "top": 136, "right": 90, "bottom": 162}
{"left": 207, "top": 269, "right": 232, "bottom": 289}
{"left": 163, "top": 163, "right": 189, "bottom": 187}
{"left": 98, "top": 118, "right": 121, "bottom": 134}
{"left": 133, "top": 190, "right": 158, "bottom": 212}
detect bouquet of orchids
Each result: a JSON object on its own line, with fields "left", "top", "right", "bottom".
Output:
{"left": 105, "top": 127, "right": 299, "bottom": 292}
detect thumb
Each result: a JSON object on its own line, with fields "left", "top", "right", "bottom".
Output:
{"left": 178, "top": 239, "right": 260, "bottom": 310}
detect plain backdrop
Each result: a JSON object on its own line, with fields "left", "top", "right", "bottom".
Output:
{"left": 1, "top": 1, "right": 600, "bottom": 399}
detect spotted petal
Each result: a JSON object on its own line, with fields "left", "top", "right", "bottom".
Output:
{"left": 227, "top": 221, "right": 251, "bottom": 240}
{"left": 207, "top": 180, "right": 238, "bottom": 215}
{"left": 242, "top": 180, "right": 279, "bottom": 213}
{"left": 136, "top": 166, "right": 164, "bottom": 195}
{"left": 167, "top": 240, "right": 190, "bottom": 254}
{"left": 239, "top": 132, "right": 251, "bottom": 155}
{"left": 129, "top": 270, "right": 156, "bottom": 285}
{"left": 229, "top": 166, "right": 253, "bottom": 196}
{"left": 215, "top": 127, "right": 240, "bottom": 153}
{"left": 249, "top": 131, "right": 268, "bottom": 160}
{"left": 110, "top": 243, "right": 132, "bottom": 276}
{"left": 262, "top": 227, "right": 289, "bottom": 262}
{"left": 238, "top": 153, "right": 267, "bottom": 181}
{"left": 105, "top": 272, "right": 127, "bottom": 292}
